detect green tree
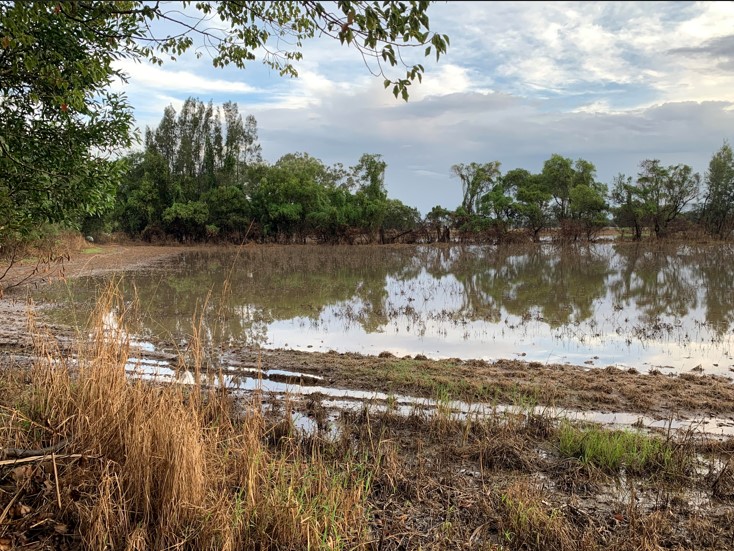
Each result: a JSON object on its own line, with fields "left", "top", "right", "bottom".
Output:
{"left": 610, "top": 173, "right": 644, "bottom": 240}
{"left": 250, "top": 154, "right": 335, "bottom": 242}
{"left": 506, "top": 168, "right": 552, "bottom": 241}
{"left": 700, "top": 141, "right": 734, "bottom": 239}
{"left": 202, "top": 185, "right": 252, "bottom": 239}
{"left": 569, "top": 182, "right": 608, "bottom": 240}
{"left": 540, "top": 154, "right": 605, "bottom": 239}
{"left": 382, "top": 199, "right": 421, "bottom": 232}
{"left": 116, "top": 150, "right": 174, "bottom": 235}
{"left": 353, "top": 153, "right": 389, "bottom": 240}
{"left": 425, "top": 205, "right": 453, "bottom": 242}
{"left": 541, "top": 154, "right": 575, "bottom": 221}
{"left": 636, "top": 160, "right": 700, "bottom": 238}
{"left": 478, "top": 172, "right": 520, "bottom": 238}
{"left": 1, "top": 0, "right": 448, "bottom": 246}
{"left": 162, "top": 201, "right": 210, "bottom": 241}
{"left": 0, "top": 1, "right": 135, "bottom": 242}
{"left": 451, "top": 161, "right": 502, "bottom": 216}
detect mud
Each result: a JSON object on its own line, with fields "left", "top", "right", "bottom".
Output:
{"left": 2, "top": 243, "right": 734, "bottom": 425}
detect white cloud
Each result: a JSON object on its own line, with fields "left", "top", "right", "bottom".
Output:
{"left": 114, "top": 59, "right": 259, "bottom": 94}
{"left": 117, "top": 1, "right": 734, "bottom": 214}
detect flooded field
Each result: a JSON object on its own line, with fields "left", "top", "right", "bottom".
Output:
{"left": 36, "top": 242, "right": 734, "bottom": 376}
{"left": 7, "top": 242, "right": 734, "bottom": 549}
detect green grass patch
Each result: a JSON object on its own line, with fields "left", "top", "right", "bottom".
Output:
{"left": 81, "top": 247, "right": 104, "bottom": 254}
{"left": 558, "top": 421, "right": 675, "bottom": 475}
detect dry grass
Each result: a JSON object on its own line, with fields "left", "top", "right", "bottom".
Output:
{"left": 2, "top": 280, "right": 734, "bottom": 549}
{"left": 2, "top": 285, "right": 371, "bottom": 550}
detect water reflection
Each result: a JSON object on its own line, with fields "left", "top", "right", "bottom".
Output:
{"left": 37, "top": 243, "right": 734, "bottom": 375}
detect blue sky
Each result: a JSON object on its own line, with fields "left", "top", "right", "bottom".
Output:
{"left": 113, "top": 1, "right": 734, "bottom": 215}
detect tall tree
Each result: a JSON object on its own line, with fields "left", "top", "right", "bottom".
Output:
{"left": 353, "top": 153, "right": 389, "bottom": 239}
{"left": 636, "top": 160, "right": 700, "bottom": 238}
{"left": 451, "top": 161, "right": 502, "bottom": 216}
{"left": 1, "top": 0, "right": 448, "bottom": 246}
{"left": 508, "top": 168, "right": 553, "bottom": 242}
{"left": 700, "top": 141, "right": 734, "bottom": 239}
{"left": 610, "top": 174, "right": 644, "bottom": 240}
{"left": 541, "top": 154, "right": 575, "bottom": 221}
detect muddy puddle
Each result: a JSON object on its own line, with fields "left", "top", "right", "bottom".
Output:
{"left": 117, "top": 348, "right": 734, "bottom": 438}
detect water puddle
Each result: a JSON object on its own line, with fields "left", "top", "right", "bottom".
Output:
{"left": 123, "top": 353, "right": 734, "bottom": 438}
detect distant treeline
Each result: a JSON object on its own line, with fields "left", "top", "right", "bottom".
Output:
{"left": 95, "top": 98, "right": 734, "bottom": 244}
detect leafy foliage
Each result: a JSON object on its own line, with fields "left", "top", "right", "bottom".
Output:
{"left": 700, "top": 141, "right": 734, "bottom": 239}
{"left": 0, "top": 1, "right": 135, "bottom": 241}
{"left": 1, "top": 0, "right": 448, "bottom": 246}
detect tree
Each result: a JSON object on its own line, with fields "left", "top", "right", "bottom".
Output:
{"left": 700, "top": 141, "right": 734, "bottom": 239}
{"left": 162, "top": 201, "right": 209, "bottom": 241}
{"left": 425, "top": 205, "right": 453, "bottom": 242}
{"left": 1, "top": 1, "right": 135, "bottom": 243}
{"left": 382, "top": 199, "right": 421, "bottom": 232}
{"left": 636, "top": 160, "right": 700, "bottom": 238}
{"left": 541, "top": 154, "right": 575, "bottom": 221}
{"left": 610, "top": 173, "right": 644, "bottom": 240}
{"left": 353, "top": 154, "right": 389, "bottom": 239}
{"left": 451, "top": 161, "right": 502, "bottom": 216}
{"left": 1, "top": 1, "right": 448, "bottom": 246}
{"left": 479, "top": 174, "right": 519, "bottom": 237}
{"left": 505, "top": 168, "right": 552, "bottom": 242}
{"left": 569, "top": 182, "right": 608, "bottom": 240}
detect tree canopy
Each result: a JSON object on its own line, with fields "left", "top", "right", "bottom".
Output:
{"left": 0, "top": 1, "right": 449, "bottom": 242}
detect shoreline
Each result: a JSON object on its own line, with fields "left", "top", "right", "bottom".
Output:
{"left": 1, "top": 242, "right": 733, "bottom": 425}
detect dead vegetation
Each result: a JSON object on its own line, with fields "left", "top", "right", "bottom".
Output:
{"left": 1, "top": 287, "right": 734, "bottom": 549}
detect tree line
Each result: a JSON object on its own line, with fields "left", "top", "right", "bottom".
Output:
{"left": 442, "top": 145, "right": 734, "bottom": 242}
{"left": 109, "top": 98, "right": 421, "bottom": 244}
{"left": 103, "top": 98, "right": 734, "bottom": 244}
{"left": 0, "top": 0, "right": 446, "bottom": 251}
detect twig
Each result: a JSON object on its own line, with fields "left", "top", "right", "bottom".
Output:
{"left": 0, "top": 470, "right": 32, "bottom": 529}
{"left": 0, "top": 453, "right": 85, "bottom": 467}
{"left": 0, "top": 439, "right": 68, "bottom": 461}
{"left": 52, "top": 453, "right": 62, "bottom": 509}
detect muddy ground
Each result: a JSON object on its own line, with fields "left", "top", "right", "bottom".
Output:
{"left": 2, "top": 243, "right": 734, "bottom": 425}
{"left": 3, "top": 243, "right": 734, "bottom": 550}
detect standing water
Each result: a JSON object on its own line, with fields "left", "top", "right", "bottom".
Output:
{"left": 36, "top": 242, "right": 734, "bottom": 376}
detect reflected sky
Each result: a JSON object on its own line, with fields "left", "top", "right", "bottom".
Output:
{"left": 36, "top": 243, "right": 734, "bottom": 376}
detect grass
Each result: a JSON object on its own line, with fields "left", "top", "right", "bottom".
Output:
{"left": 3, "top": 287, "right": 372, "bottom": 550}
{"left": 0, "top": 282, "right": 732, "bottom": 549}
{"left": 497, "top": 480, "right": 576, "bottom": 551}
{"left": 81, "top": 247, "right": 104, "bottom": 255}
{"left": 557, "top": 421, "right": 692, "bottom": 477}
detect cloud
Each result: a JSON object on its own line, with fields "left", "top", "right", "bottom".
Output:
{"left": 669, "top": 34, "right": 734, "bottom": 71}
{"left": 242, "top": 72, "right": 734, "bottom": 214}
{"left": 114, "top": 59, "right": 260, "bottom": 94}
{"left": 117, "top": 2, "right": 734, "bottom": 214}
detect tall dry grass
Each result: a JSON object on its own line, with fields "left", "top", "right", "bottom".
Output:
{"left": 18, "top": 283, "right": 372, "bottom": 550}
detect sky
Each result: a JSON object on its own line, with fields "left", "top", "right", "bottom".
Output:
{"left": 112, "top": 1, "right": 734, "bottom": 216}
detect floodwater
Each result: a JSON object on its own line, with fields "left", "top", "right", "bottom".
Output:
{"left": 36, "top": 242, "right": 734, "bottom": 376}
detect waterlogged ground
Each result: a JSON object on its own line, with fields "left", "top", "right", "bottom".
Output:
{"left": 34, "top": 242, "right": 734, "bottom": 376}
{"left": 4, "top": 242, "right": 734, "bottom": 549}
{"left": 2, "top": 241, "right": 734, "bottom": 429}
